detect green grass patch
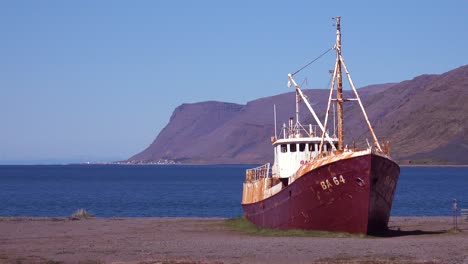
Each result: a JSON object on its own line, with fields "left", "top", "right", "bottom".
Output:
{"left": 225, "top": 216, "right": 366, "bottom": 238}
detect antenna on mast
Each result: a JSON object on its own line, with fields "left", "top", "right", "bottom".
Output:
{"left": 274, "top": 104, "right": 277, "bottom": 139}
{"left": 295, "top": 87, "right": 300, "bottom": 128}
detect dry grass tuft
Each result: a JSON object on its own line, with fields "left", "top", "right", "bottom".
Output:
{"left": 313, "top": 256, "right": 440, "bottom": 264}
{"left": 78, "top": 260, "right": 104, "bottom": 264}
{"left": 70, "top": 208, "right": 95, "bottom": 219}
{"left": 139, "top": 261, "right": 223, "bottom": 264}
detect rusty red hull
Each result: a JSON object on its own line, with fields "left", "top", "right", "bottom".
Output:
{"left": 242, "top": 153, "right": 400, "bottom": 234}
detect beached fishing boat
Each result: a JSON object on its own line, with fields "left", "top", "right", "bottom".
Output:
{"left": 241, "top": 17, "right": 400, "bottom": 234}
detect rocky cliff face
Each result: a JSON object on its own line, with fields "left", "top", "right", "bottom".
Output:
{"left": 129, "top": 65, "right": 468, "bottom": 165}
{"left": 355, "top": 65, "right": 468, "bottom": 164}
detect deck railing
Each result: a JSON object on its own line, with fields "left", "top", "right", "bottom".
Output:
{"left": 245, "top": 163, "right": 270, "bottom": 182}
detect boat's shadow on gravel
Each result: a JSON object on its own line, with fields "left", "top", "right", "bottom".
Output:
{"left": 370, "top": 228, "right": 447, "bottom": 237}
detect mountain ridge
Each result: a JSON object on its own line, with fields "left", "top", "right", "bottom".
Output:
{"left": 129, "top": 65, "right": 468, "bottom": 165}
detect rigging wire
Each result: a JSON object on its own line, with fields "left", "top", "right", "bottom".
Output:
{"left": 292, "top": 46, "right": 334, "bottom": 76}
{"left": 323, "top": 72, "right": 333, "bottom": 135}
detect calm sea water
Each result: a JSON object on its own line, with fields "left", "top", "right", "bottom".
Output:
{"left": 0, "top": 165, "right": 466, "bottom": 217}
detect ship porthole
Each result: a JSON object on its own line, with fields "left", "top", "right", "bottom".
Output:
{"left": 356, "top": 177, "right": 365, "bottom": 187}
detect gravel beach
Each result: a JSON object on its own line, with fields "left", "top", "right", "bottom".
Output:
{"left": 0, "top": 216, "right": 467, "bottom": 264}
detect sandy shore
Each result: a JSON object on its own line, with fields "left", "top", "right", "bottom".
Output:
{"left": 0, "top": 216, "right": 467, "bottom": 264}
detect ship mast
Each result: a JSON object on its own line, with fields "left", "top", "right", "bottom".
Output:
{"left": 288, "top": 17, "right": 383, "bottom": 153}
{"left": 319, "top": 16, "right": 382, "bottom": 153}
{"left": 335, "top": 16, "right": 344, "bottom": 150}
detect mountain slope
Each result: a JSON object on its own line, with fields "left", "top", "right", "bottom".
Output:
{"left": 129, "top": 65, "right": 468, "bottom": 165}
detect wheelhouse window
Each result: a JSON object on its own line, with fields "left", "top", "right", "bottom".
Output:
{"left": 308, "top": 143, "right": 317, "bottom": 152}
{"left": 299, "top": 143, "right": 306, "bottom": 152}
{"left": 290, "top": 144, "right": 297, "bottom": 152}
{"left": 280, "top": 144, "right": 287, "bottom": 153}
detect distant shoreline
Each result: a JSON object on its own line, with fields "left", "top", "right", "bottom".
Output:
{"left": 0, "top": 215, "right": 460, "bottom": 219}
{"left": 1, "top": 163, "right": 467, "bottom": 167}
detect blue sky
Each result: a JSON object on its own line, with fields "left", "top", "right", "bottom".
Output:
{"left": 0, "top": 0, "right": 466, "bottom": 164}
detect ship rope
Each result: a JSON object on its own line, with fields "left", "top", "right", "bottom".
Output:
{"left": 292, "top": 46, "right": 334, "bottom": 76}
